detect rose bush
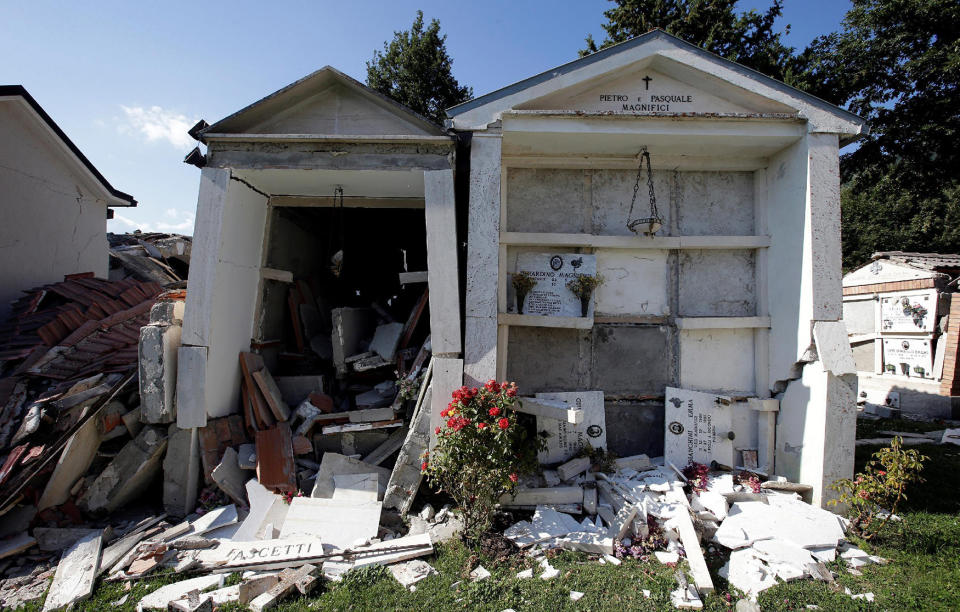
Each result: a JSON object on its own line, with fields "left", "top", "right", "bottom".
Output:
{"left": 421, "top": 379, "right": 542, "bottom": 541}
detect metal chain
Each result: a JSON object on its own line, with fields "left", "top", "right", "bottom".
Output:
{"left": 626, "top": 147, "right": 662, "bottom": 233}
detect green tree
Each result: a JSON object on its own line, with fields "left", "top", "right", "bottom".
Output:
{"left": 795, "top": 0, "right": 960, "bottom": 269}
{"left": 581, "top": 0, "right": 797, "bottom": 82}
{"left": 366, "top": 10, "right": 472, "bottom": 124}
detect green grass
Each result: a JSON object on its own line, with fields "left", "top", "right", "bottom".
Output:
{"left": 31, "top": 417, "right": 960, "bottom": 611}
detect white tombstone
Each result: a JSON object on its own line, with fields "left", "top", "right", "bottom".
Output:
{"left": 536, "top": 391, "right": 605, "bottom": 464}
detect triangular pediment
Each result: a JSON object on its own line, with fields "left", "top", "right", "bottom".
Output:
{"left": 515, "top": 56, "right": 796, "bottom": 116}
{"left": 449, "top": 30, "right": 866, "bottom": 137}
{"left": 204, "top": 67, "right": 444, "bottom": 137}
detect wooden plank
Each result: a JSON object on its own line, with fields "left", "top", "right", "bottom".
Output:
{"left": 255, "top": 423, "right": 296, "bottom": 493}
{"left": 497, "top": 313, "right": 593, "bottom": 329}
{"left": 675, "top": 316, "right": 771, "bottom": 330}
{"left": 362, "top": 426, "right": 408, "bottom": 465}
{"left": 239, "top": 352, "right": 274, "bottom": 428}
{"left": 320, "top": 419, "right": 403, "bottom": 435}
{"left": 398, "top": 288, "right": 429, "bottom": 353}
{"left": 252, "top": 369, "right": 291, "bottom": 422}
{"left": 42, "top": 530, "right": 103, "bottom": 611}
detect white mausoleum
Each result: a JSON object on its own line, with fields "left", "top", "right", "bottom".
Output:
{"left": 180, "top": 31, "right": 867, "bottom": 506}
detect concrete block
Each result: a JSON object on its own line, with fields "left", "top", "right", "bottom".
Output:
{"left": 604, "top": 403, "right": 664, "bottom": 459}
{"left": 507, "top": 327, "right": 588, "bottom": 393}
{"left": 150, "top": 299, "right": 186, "bottom": 325}
{"left": 675, "top": 171, "right": 755, "bottom": 236}
{"left": 590, "top": 168, "right": 673, "bottom": 236}
{"left": 592, "top": 326, "right": 673, "bottom": 394}
{"left": 79, "top": 425, "right": 168, "bottom": 514}
{"left": 176, "top": 346, "right": 207, "bottom": 429}
{"left": 679, "top": 250, "right": 756, "bottom": 317}
{"left": 679, "top": 329, "right": 755, "bottom": 394}
{"left": 506, "top": 168, "right": 588, "bottom": 233}
{"left": 139, "top": 322, "right": 182, "bottom": 424}
{"left": 163, "top": 424, "right": 200, "bottom": 517}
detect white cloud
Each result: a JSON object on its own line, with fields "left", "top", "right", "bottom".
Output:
{"left": 112, "top": 213, "right": 151, "bottom": 232}
{"left": 156, "top": 212, "right": 195, "bottom": 233}
{"left": 119, "top": 105, "right": 196, "bottom": 149}
{"left": 165, "top": 207, "right": 179, "bottom": 218}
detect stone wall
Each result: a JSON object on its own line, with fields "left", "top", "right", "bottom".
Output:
{"left": 503, "top": 167, "right": 758, "bottom": 457}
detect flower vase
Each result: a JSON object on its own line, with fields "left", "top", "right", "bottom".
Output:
{"left": 517, "top": 290, "right": 528, "bottom": 314}
{"left": 580, "top": 292, "right": 591, "bottom": 317}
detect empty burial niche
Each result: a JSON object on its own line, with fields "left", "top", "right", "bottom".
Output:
{"left": 255, "top": 204, "right": 430, "bottom": 410}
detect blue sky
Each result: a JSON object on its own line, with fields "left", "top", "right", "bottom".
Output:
{"left": 1, "top": 1, "right": 850, "bottom": 235}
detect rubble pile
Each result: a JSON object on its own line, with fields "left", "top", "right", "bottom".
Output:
{"left": 107, "top": 231, "right": 191, "bottom": 286}
{"left": 501, "top": 457, "right": 879, "bottom": 608}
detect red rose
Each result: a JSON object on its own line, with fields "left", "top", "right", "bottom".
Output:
{"left": 485, "top": 379, "right": 500, "bottom": 392}
{"left": 421, "top": 462, "right": 428, "bottom": 471}
{"left": 435, "top": 426, "right": 441, "bottom": 434}
{"left": 506, "top": 388, "right": 517, "bottom": 397}
{"left": 477, "top": 422, "right": 488, "bottom": 429}
{"left": 447, "top": 418, "right": 455, "bottom": 428}
{"left": 488, "top": 406, "right": 501, "bottom": 417}
{"left": 509, "top": 473, "right": 518, "bottom": 483}
{"left": 498, "top": 418, "right": 510, "bottom": 429}
{"left": 440, "top": 409, "right": 448, "bottom": 418}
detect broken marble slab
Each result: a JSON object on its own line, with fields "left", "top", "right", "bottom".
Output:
{"left": 719, "top": 549, "right": 778, "bottom": 600}
{"left": 503, "top": 506, "right": 582, "bottom": 548}
{"left": 139, "top": 575, "right": 222, "bottom": 610}
{"left": 714, "top": 496, "right": 845, "bottom": 550}
{"left": 390, "top": 559, "right": 437, "bottom": 590}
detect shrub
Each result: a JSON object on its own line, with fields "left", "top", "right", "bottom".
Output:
{"left": 421, "top": 380, "right": 542, "bottom": 542}
{"left": 829, "top": 436, "right": 929, "bottom": 540}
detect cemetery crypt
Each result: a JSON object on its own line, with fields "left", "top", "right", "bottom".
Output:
{"left": 183, "top": 30, "right": 867, "bottom": 508}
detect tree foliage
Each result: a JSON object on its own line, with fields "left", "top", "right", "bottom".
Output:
{"left": 366, "top": 10, "right": 472, "bottom": 124}
{"left": 795, "top": 0, "right": 960, "bottom": 268}
{"left": 581, "top": 0, "right": 797, "bottom": 82}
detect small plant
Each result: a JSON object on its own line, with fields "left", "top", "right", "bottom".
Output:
{"left": 615, "top": 515, "right": 668, "bottom": 559}
{"left": 734, "top": 471, "right": 762, "bottom": 493}
{"left": 574, "top": 444, "right": 618, "bottom": 473}
{"left": 421, "top": 380, "right": 543, "bottom": 542}
{"left": 339, "top": 564, "right": 389, "bottom": 590}
{"left": 829, "top": 436, "right": 929, "bottom": 540}
{"left": 566, "top": 273, "right": 604, "bottom": 298}
{"left": 511, "top": 271, "right": 538, "bottom": 314}
{"left": 566, "top": 273, "right": 604, "bottom": 316}
{"left": 682, "top": 461, "right": 710, "bottom": 494}
{"left": 396, "top": 371, "right": 423, "bottom": 401}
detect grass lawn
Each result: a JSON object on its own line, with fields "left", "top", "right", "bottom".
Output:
{"left": 27, "top": 418, "right": 960, "bottom": 611}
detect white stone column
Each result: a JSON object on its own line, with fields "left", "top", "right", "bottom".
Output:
{"left": 423, "top": 168, "right": 461, "bottom": 355}
{"left": 463, "top": 132, "right": 502, "bottom": 387}
{"left": 807, "top": 132, "right": 843, "bottom": 321}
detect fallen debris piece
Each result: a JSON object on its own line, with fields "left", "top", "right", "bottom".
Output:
{"left": 0, "top": 533, "right": 36, "bottom": 560}
{"left": 279, "top": 496, "right": 381, "bottom": 549}
{"left": 249, "top": 564, "right": 317, "bottom": 612}
{"left": 390, "top": 559, "right": 437, "bottom": 590}
{"left": 570, "top": 591, "right": 585, "bottom": 601}
{"left": 311, "top": 452, "right": 391, "bottom": 500}
{"left": 470, "top": 565, "right": 491, "bottom": 581}
{"left": 557, "top": 456, "right": 591, "bottom": 481}
{"left": 500, "top": 486, "right": 583, "bottom": 507}
{"left": 139, "top": 575, "right": 222, "bottom": 610}
{"left": 34, "top": 527, "right": 108, "bottom": 553}
{"left": 42, "top": 529, "right": 103, "bottom": 611}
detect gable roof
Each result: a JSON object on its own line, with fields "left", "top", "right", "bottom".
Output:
{"left": 201, "top": 66, "right": 447, "bottom": 139}
{"left": 0, "top": 85, "right": 136, "bottom": 207}
{"left": 447, "top": 29, "right": 867, "bottom": 139}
